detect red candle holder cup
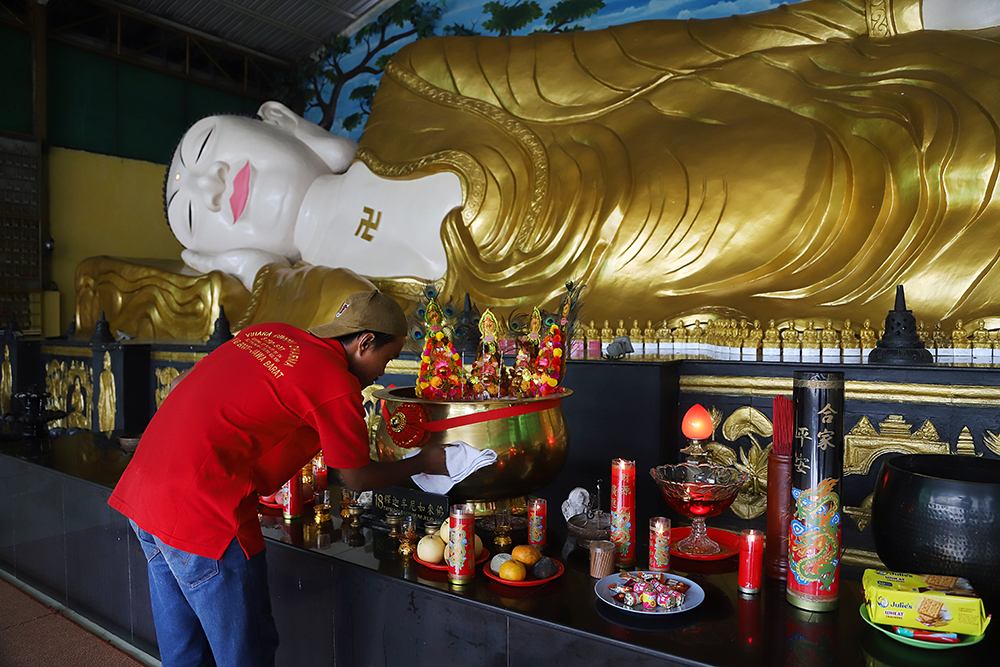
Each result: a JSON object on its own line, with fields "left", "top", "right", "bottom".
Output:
{"left": 650, "top": 462, "right": 748, "bottom": 557}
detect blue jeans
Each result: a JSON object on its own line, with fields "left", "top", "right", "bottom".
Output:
{"left": 131, "top": 521, "right": 279, "bottom": 667}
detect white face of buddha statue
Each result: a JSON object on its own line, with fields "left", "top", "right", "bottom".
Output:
{"left": 165, "top": 114, "right": 331, "bottom": 258}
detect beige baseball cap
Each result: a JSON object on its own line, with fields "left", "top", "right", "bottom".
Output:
{"left": 308, "top": 290, "right": 407, "bottom": 339}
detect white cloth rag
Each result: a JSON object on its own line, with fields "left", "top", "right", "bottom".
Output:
{"left": 406, "top": 441, "right": 498, "bottom": 495}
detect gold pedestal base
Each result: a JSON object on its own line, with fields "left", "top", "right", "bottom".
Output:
{"left": 465, "top": 496, "right": 528, "bottom": 517}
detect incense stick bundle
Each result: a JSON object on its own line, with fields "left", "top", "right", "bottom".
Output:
{"left": 772, "top": 395, "right": 794, "bottom": 455}
{"left": 766, "top": 395, "right": 794, "bottom": 579}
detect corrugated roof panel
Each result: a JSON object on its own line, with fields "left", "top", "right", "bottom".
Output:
{"left": 107, "top": 0, "right": 386, "bottom": 63}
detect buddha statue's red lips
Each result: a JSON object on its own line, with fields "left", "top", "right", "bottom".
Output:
{"left": 230, "top": 161, "right": 250, "bottom": 223}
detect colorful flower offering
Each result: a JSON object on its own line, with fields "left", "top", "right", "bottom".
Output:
{"left": 415, "top": 287, "right": 577, "bottom": 401}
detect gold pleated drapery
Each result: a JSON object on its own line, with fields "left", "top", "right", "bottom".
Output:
{"left": 358, "top": 0, "right": 1000, "bottom": 327}
{"left": 73, "top": 257, "right": 382, "bottom": 339}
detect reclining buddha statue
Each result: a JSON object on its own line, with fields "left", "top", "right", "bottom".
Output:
{"left": 78, "top": 0, "right": 1000, "bottom": 338}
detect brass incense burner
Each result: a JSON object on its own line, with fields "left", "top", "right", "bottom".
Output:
{"left": 373, "top": 386, "right": 571, "bottom": 507}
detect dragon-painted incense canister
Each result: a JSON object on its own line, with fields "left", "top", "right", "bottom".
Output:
{"left": 787, "top": 371, "right": 844, "bottom": 612}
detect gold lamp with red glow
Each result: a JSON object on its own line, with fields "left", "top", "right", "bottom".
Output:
{"left": 649, "top": 402, "right": 747, "bottom": 556}
{"left": 680, "top": 404, "right": 713, "bottom": 461}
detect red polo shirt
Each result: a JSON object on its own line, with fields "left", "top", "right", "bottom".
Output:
{"left": 109, "top": 324, "right": 371, "bottom": 559}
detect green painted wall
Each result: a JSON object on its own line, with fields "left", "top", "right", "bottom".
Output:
{"left": 47, "top": 43, "right": 259, "bottom": 163}
{"left": 0, "top": 27, "right": 261, "bottom": 332}
{"left": 0, "top": 24, "right": 33, "bottom": 135}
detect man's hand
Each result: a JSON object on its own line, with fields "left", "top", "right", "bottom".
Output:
{"left": 415, "top": 442, "right": 451, "bottom": 477}
{"left": 338, "top": 443, "right": 454, "bottom": 491}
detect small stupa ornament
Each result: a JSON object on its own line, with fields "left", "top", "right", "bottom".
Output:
{"left": 89, "top": 311, "right": 115, "bottom": 345}
{"left": 868, "top": 285, "right": 933, "bottom": 365}
{"left": 207, "top": 306, "right": 234, "bottom": 349}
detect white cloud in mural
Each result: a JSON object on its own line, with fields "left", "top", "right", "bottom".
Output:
{"left": 677, "top": 1, "right": 782, "bottom": 20}
{"left": 576, "top": 0, "right": 704, "bottom": 28}
{"left": 563, "top": 0, "right": 786, "bottom": 31}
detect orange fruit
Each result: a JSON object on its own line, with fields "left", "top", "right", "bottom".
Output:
{"left": 511, "top": 544, "right": 542, "bottom": 566}
{"left": 499, "top": 560, "right": 527, "bottom": 582}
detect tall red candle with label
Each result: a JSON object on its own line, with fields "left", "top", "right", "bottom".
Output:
{"left": 282, "top": 469, "right": 303, "bottom": 522}
{"left": 447, "top": 504, "right": 476, "bottom": 585}
{"left": 648, "top": 517, "right": 671, "bottom": 571}
{"left": 738, "top": 529, "right": 763, "bottom": 594}
{"left": 611, "top": 458, "right": 636, "bottom": 566}
{"left": 312, "top": 452, "right": 327, "bottom": 500}
{"left": 528, "top": 498, "right": 547, "bottom": 547}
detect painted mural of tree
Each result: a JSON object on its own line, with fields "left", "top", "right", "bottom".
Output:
{"left": 292, "top": 0, "right": 444, "bottom": 131}
{"left": 295, "top": 0, "right": 607, "bottom": 132}
{"left": 479, "top": 0, "right": 605, "bottom": 35}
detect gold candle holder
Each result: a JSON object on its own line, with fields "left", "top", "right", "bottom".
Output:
{"left": 314, "top": 503, "right": 332, "bottom": 526}
{"left": 386, "top": 513, "right": 403, "bottom": 539}
{"left": 493, "top": 508, "right": 513, "bottom": 551}
{"left": 347, "top": 504, "right": 364, "bottom": 529}
{"left": 398, "top": 516, "right": 418, "bottom": 558}
{"left": 340, "top": 488, "right": 353, "bottom": 520}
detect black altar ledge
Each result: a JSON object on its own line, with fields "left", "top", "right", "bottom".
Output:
{"left": 3, "top": 437, "right": 998, "bottom": 667}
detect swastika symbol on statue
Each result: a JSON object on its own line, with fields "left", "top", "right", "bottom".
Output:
{"left": 355, "top": 207, "right": 381, "bottom": 241}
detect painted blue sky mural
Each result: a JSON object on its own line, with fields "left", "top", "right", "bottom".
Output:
{"left": 303, "top": 0, "right": 788, "bottom": 139}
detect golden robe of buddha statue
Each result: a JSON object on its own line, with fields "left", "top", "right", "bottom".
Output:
{"left": 358, "top": 0, "right": 1000, "bottom": 326}
{"left": 74, "top": 256, "right": 382, "bottom": 339}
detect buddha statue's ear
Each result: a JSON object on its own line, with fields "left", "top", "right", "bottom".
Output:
{"left": 257, "top": 100, "right": 358, "bottom": 174}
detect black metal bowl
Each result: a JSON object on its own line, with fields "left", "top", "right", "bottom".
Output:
{"left": 871, "top": 454, "right": 1000, "bottom": 594}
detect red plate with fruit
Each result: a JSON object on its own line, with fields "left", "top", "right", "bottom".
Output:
{"left": 484, "top": 558, "right": 564, "bottom": 587}
{"left": 415, "top": 548, "right": 490, "bottom": 571}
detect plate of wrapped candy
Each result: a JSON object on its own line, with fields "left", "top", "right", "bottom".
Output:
{"left": 594, "top": 571, "right": 704, "bottom": 615}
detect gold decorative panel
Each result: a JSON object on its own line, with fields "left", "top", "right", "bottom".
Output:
{"left": 700, "top": 402, "right": 965, "bottom": 522}
{"left": 722, "top": 406, "right": 773, "bottom": 520}
{"left": 150, "top": 352, "right": 206, "bottom": 363}
{"left": 98, "top": 352, "right": 116, "bottom": 432}
{"left": 984, "top": 429, "right": 1000, "bottom": 457}
{"left": 45, "top": 359, "right": 93, "bottom": 430}
{"left": 956, "top": 427, "right": 979, "bottom": 456}
{"left": 154, "top": 367, "right": 180, "bottom": 409}
{"left": 844, "top": 415, "right": 948, "bottom": 475}
{"left": 1, "top": 345, "right": 11, "bottom": 415}
{"left": 681, "top": 375, "right": 1000, "bottom": 407}
{"left": 843, "top": 493, "right": 875, "bottom": 532}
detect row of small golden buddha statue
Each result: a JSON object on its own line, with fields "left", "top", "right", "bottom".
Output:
{"left": 569, "top": 317, "right": 1000, "bottom": 359}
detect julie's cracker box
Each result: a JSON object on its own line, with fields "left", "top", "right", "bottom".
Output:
{"left": 863, "top": 569, "right": 991, "bottom": 636}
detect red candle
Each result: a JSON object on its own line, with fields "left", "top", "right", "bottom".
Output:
{"left": 447, "top": 504, "right": 476, "bottom": 585}
{"left": 528, "top": 498, "right": 547, "bottom": 547}
{"left": 738, "top": 529, "right": 764, "bottom": 594}
{"left": 611, "top": 458, "right": 636, "bottom": 566}
{"left": 648, "top": 517, "right": 671, "bottom": 571}
{"left": 282, "top": 469, "right": 303, "bottom": 522}
{"left": 312, "top": 452, "right": 327, "bottom": 501}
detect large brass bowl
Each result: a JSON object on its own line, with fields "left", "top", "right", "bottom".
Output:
{"left": 372, "top": 386, "right": 571, "bottom": 501}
